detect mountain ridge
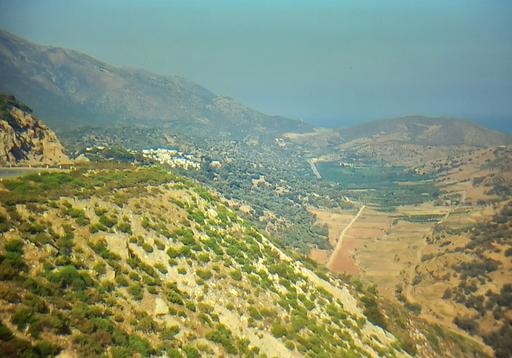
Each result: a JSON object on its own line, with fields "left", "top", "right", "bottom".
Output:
{"left": 0, "top": 29, "right": 310, "bottom": 139}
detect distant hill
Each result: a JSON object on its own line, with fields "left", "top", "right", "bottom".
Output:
{"left": 339, "top": 116, "right": 512, "bottom": 147}
{"left": 0, "top": 29, "right": 310, "bottom": 139}
{"left": 0, "top": 94, "right": 69, "bottom": 165}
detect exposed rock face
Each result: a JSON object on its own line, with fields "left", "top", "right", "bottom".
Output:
{"left": 0, "top": 94, "right": 69, "bottom": 165}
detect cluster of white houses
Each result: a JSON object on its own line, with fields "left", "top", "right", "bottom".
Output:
{"left": 140, "top": 148, "right": 200, "bottom": 170}
{"left": 83, "top": 145, "right": 223, "bottom": 171}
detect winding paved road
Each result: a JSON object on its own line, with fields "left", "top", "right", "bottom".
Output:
{"left": 308, "top": 159, "right": 322, "bottom": 179}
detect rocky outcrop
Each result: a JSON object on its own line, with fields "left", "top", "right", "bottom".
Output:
{"left": 0, "top": 94, "right": 70, "bottom": 165}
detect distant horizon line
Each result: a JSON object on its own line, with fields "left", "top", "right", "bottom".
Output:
{"left": 2, "top": 27, "right": 511, "bottom": 134}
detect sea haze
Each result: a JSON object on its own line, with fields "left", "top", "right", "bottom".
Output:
{"left": 0, "top": 0, "right": 510, "bottom": 129}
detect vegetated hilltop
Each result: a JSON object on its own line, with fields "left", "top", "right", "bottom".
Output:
{"left": 336, "top": 116, "right": 512, "bottom": 166}
{"left": 0, "top": 29, "right": 310, "bottom": 139}
{"left": 339, "top": 116, "right": 512, "bottom": 147}
{"left": 281, "top": 116, "right": 512, "bottom": 167}
{"left": 0, "top": 94, "right": 69, "bottom": 165}
{"left": 0, "top": 167, "right": 485, "bottom": 357}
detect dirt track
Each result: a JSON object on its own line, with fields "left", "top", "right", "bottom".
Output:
{"left": 326, "top": 205, "right": 365, "bottom": 269}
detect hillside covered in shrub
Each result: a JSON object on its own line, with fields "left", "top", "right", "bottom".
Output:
{"left": 0, "top": 167, "right": 486, "bottom": 357}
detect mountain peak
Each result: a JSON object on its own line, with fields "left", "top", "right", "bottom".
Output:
{"left": 0, "top": 29, "right": 310, "bottom": 139}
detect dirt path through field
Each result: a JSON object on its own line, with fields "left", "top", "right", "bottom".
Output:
{"left": 326, "top": 205, "right": 365, "bottom": 269}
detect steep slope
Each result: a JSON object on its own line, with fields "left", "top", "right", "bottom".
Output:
{"left": 0, "top": 167, "right": 485, "bottom": 357}
{"left": 0, "top": 29, "right": 310, "bottom": 139}
{"left": 339, "top": 116, "right": 512, "bottom": 147}
{"left": 403, "top": 146, "right": 512, "bottom": 358}
{"left": 0, "top": 94, "right": 69, "bottom": 165}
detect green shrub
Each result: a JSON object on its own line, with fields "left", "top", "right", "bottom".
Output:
{"left": 183, "top": 345, "right": 200, "bottom": 358}
{"left": 185, "top": 302, "right": 196, "bottom": 312}
{"left": 167, "top": 246, "right": 182, "bottom": 258}
{"left": 127, "top": 335, "right": 153, "bottom": 356}
{"left": 404, "top": 301, "right": 422, "bottom": 315}
{"left": 285, "top": 340, "right": 295, "bottom": 350}
{"left": 99, "top": 214, "right": 117, "bottom": 228}
{"left": 94, "top": 262, "right": 107, "bottom": 275}
{"left": 160, "top": 325, "right": 180, "bottom": 340}
{"left": 154, "top": 239, "right": 165, "bottom": 250}
{"left": 0, "top": 321, "right": 14, "bottom": 341}
{"left": 94, "top": 208, "right": 108, "bottom": 216}
{"left": 0, "top": 214, "right": 10, "bottom": 233}
{"left": 248, "top": 307, "right": 262, "bottom": 320}
{"left": 166, "top": 291, "right": 184, "bottom": 306}
{"left": 271, "top": 323, "right": 288, "bottom": 338}
{"left": 197, "top": 253, "right": 210, "bottom": 263}
{"left": 34, "top": 341, "right": 62, "bottom": 356}
{"left": 361, "top": 294, "right": 387, "bottom": 329}
{"left": 141, "top": 217, "right": 153, "bottom": 230}
{"left": 19, "top": 222, "right": 46, "bottom": 235}
{"left": 117, "top": 221, "right": 132, "bottom": 234}
{"left": 11, "top": 306, "right": 34, "bottom": 330}
{"left": 168, "top": 258, "right": 178, "bottom": 266}
{"left": 229, "top": 269, "right": 242, "bottom": 281}
{"left": 206, "top": 324, "right": 237, "bottom": 354}
{"left": 63, "top": 207, "right": 90, "bottom": 226}
{"left": 4, "top": 239, "right": 23, "bottom": 253}
{"left": 128, "top": 284, "right": 144, "bottom": 301}
{"left": 89, "top": 223, "right": 106, "bottom": 233}
{"left": 0, "top": 239, "right": 26, "bottom": 280}
{"left": 46, "top": 265, "right": 92, "bottom": 290}
{"left": 166, "top": 348, "right": 183, "bottom": 358}
{"left": 453, "top": 316, "right": 478, "bottom": 335}
{"left": 196, "top": 269, "right": 212, "bottom": 281}
{"left": 142, "top": 243, "right": 154, "bottom": 253}
{"left": 154, "top": 263, "right": 168, "bottom": 274}
{"left": 115, "top": 274, "right": 129, "bottom": 287}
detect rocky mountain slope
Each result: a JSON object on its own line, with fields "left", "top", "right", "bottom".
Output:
{"left": 0, "top": 94, "right": 69, "bottom": 165}
{"left": 0, "top": 167, "right": 485, "bottom": 357}
{"left": 0, "top": 29, "right": 310, "bottom": 139}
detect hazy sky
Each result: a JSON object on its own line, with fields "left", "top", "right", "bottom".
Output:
{"left": 0, "top": 0, "right": 511, "bottom": 129}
